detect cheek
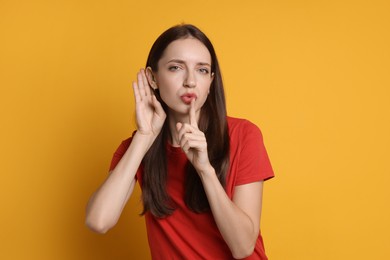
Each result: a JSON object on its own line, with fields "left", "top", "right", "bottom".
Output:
{"left": 156, "top": 80, "right": 179, "bottom": 104}
{"left": 157, "top": 74, "right": 180, "bottom": 91}
{"left": 198, "top": 85, "right": 212, "bottom": 105}
{"left": 159, "top": 90, "right": 171, "bottom": 105}
{"left": 201, "top": 80, "right": 212, "bottom": 96}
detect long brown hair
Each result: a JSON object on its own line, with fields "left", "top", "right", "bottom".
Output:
{"left": 141, "top": 24, "right": 230, "bottom": 217}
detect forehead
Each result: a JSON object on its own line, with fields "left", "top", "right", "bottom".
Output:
{"left": 159, "top": 38, "right": 212, "bottom": 64}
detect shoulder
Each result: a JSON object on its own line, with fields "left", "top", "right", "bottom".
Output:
{"left": 227, "top": 116, "right": 266, "bottom": 157}
{"left": 109, "top": 131, "right": 136, "bottom": 172}
{"left": 225, "top": 116, "right": 274, "bottom": 187}
{"left": 113, "top": 131, "right": 137, "bottom": 155}
{"left": 227, "top": 116, "right": 263, "bottom": 139}
{"left": 119, "top": 137, "right": 132, "bottom": 149}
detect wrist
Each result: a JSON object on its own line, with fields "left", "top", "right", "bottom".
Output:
{"left": 198, "top": 164, "right": 216, "bottom": 181}
{"left": 133, "top": 131, "right": 159, "bottom": 151}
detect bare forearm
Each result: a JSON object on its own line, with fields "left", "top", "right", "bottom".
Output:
{"left": 199, "top": 168, "right": 258, "bottom": 259}
{"left": 85, "top": 132, "right": 154, "bottom": 233}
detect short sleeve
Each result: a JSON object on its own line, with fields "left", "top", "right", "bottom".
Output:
{"left": 234, "top": 120, "right": 274, "bottom": 185}
{"left": 108, "top": 138, "right": 132, "bottom": 172}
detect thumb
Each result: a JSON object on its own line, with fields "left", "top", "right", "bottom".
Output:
{"left": 176, "top": 122, "right": 182, "bottom": 131}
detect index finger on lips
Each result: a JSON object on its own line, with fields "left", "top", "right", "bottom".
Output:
{"left": 189, "top": 99, "right": 197, "bottom": 127}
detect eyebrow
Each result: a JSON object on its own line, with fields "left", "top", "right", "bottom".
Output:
{"left": 167, "top": 59, "right": 211, "bottom": 67}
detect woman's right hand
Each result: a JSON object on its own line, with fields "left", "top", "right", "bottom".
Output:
{"left": 132, "top": 69, "right": 166, "bottom": 138}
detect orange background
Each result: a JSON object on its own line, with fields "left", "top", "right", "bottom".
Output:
{"left": 1, "top": 0, "right": 389, "bottom": 259}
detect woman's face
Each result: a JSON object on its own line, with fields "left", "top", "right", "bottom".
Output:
{"left": 152, "top": 37, "right": 214, "bottom": 118}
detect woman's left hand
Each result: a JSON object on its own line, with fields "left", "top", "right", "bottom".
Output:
{"left": 176, "top": 100, "right": 212, "bottom": 174}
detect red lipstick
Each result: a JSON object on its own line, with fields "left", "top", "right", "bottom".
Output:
{"left": 180, "top": 93, "right": 197, "bottom": 104}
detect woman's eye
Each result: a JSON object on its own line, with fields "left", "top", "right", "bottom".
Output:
{"left": 168, "top": 66, "right": 180, "bottom": 71}
{"left": 199, "top": 68, "right": 209, "bottom": 74}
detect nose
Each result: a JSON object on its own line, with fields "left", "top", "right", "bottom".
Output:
{"left": 183, "top": 70, "right": 196, "bottom": 88}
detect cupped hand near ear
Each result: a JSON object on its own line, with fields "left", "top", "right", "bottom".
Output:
{"left": 132, "top": 69, "right": 166, "bottom": 137}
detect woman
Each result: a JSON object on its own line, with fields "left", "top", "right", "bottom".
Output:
{"left": 86, "top": 24, "right": 274, "bottom": 259}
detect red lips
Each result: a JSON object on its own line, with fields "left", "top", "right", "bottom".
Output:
{"left": 180, "top": 93, "right": 197, "bottom": 104}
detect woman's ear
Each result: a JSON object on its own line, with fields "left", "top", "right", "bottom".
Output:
{"left": 145, "top": 67, "right": 158, "bottom": 90}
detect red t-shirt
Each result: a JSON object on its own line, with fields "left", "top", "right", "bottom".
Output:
{"left": 109, "top": 117, "right": 274, "bottom": 259}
